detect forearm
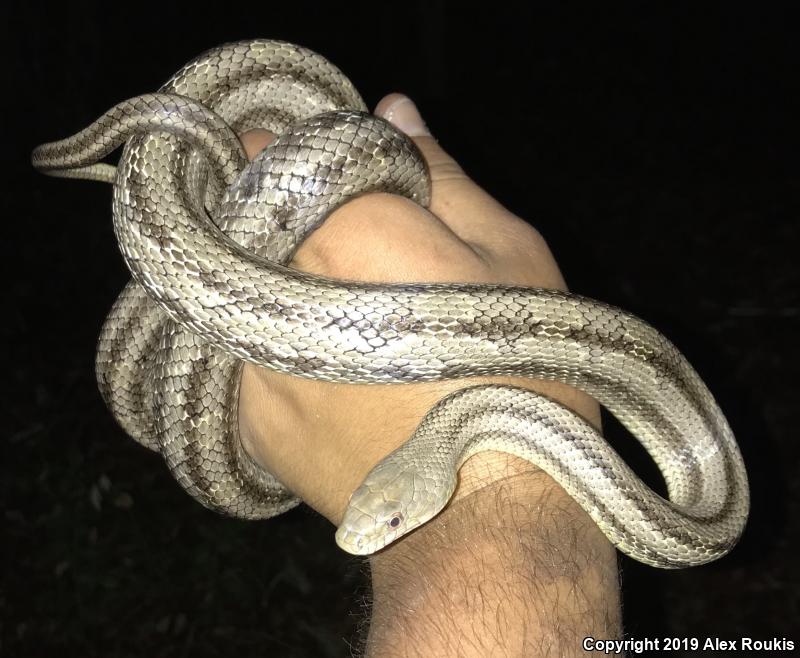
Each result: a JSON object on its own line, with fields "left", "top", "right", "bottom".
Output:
{"left": 364, "top": 453, "right": 622, "bottom": 657}
{"left": 236, "top": 108, "right": 624, "bottom": 655}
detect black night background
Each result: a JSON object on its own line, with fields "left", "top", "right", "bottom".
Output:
{"left": 3, "top": 3, "right": 798, "bottom": 656}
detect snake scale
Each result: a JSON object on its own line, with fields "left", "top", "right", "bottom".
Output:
{"left": 32, "top": 39, "right": 748, "bottom": 567}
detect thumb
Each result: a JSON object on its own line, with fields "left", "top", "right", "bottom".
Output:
{"left": 374, "top": 93, "right": 468, "bottom": 188}
{"left": 375, "top": 93, "right": 515, "bottom": 245}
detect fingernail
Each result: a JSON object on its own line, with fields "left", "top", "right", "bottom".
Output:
{"left": 378, "top": 96, "right": 431, "bottom": 137}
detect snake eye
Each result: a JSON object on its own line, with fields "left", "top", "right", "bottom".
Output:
{"left": 388, "top": 513, "right": 403, "bottom": 528}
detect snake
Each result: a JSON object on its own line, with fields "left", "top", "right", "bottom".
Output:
{"left": 31, "top": 39, "right": 748, "bottom": 568}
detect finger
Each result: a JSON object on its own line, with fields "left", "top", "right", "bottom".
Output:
{"left": 240, "top": 128, "right": 276, "bottom": 160}
{"left": 374, "top": 94, "right": 529, "bottom": 252}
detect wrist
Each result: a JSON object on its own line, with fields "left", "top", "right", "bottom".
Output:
{"left": 365, "top": 454, "right": 621, "bottom": 656}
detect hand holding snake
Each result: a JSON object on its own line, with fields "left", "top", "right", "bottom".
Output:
{"left": 31, "top": 40, "right": 748, "bottom": 567}
{"left": 236, "top": 95, "right": 603, "bottom": 528}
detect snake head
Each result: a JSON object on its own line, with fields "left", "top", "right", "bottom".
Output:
{"left": 335, "top": 460, "right": 454, "bottom": 555}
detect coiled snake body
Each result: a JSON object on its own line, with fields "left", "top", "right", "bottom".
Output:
{"left": 32, "top": 40, "right": 748, "bottom": 567}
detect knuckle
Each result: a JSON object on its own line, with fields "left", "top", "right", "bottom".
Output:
{"left": 429, "top": 159, "right": 468, "bottom": 184}
{"left": 292, "top": 194, "right": 437, "bottom": 278}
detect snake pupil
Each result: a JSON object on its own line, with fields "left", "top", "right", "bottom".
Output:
{"left": 389, "top": 514, "right": 402, "bottom": 528}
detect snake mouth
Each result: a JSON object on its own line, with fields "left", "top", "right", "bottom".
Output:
{"left": 334, "top": 526, "right": 376, "bottom": 555}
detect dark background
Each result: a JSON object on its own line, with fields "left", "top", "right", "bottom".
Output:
{"left": 3, "top": 3, "right": 798, "bottom": 656}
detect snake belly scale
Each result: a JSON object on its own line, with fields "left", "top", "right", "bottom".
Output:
{"left": 31, "top": 39, "right": 748, "bottom": 568}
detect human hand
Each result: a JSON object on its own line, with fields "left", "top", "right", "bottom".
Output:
{"left": 237, "top": 94, "right": 602, "bottom": 525}
{"left": 237, "top": 94, "right": 620, "bottom": 654}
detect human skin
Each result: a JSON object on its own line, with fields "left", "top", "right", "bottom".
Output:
{"left": 237, "top": 94, "right": 622, "bottom": 656}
